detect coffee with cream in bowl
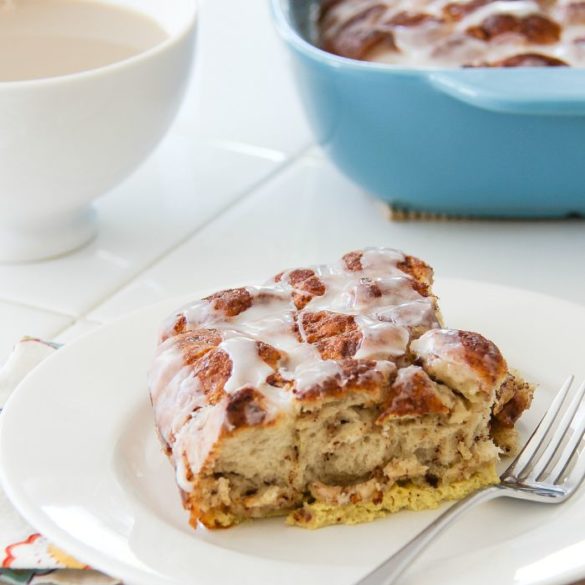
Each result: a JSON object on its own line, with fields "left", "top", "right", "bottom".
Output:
{"left": 0, "top": 0, "right": 196, "bottom": 262}
{"left": 0, "top": 0, "right": 169, "bottom": 81}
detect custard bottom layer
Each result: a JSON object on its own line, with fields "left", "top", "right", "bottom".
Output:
{"left": 287, "top": 462, "right": 500, "bottom": 529}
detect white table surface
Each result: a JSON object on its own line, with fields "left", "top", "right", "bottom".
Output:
{"left": 0, "top": 0, "right": 584, "bottom": 364}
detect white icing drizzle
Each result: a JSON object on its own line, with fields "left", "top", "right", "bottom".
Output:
{"left": 148, "top": 345, "right": 204, "bottom": 445}
{"left": 183, "top": 298, "right": 215, "bottom": 326}
{"left": 150, "top": 247, "right": 439, "bottom": 440}
{"left": 354, "top": 316, "right": 410, "bottom": 360}
{"left": 294, "top": 358, "right": 343, "bottom": 392}
{"left": 161, "top": 371, "right": 202, "bottom": 439}
{"left": 235, "top": 308, "right": 298, "bottom": 352}
{"left": 320, "top": 0, "right": 585, "bottom": 67}
{"left": 360, "top": 248, "right": 406, "bottom": 271}
{"left": 173, "top": 405, "right": 226, "bottom": 491}
{"left": 219, "top": 336, "right": 274, "bottom": 393}
{"left": 456, "top": 0, "right": 540, "bottom": 29}
{"left": 377, "top": 299, "right": 440, "bottom": 328}
{"left": 148, "top": 343, "right": 184, "bottom": 404}
{"left": 411, "top": 327, "right": 459, "bottom": 358}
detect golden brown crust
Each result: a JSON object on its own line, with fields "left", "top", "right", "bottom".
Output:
{"left": 173, "top": 329, "right": 222, "bottom": 365}
{"left": 489, "top": 53, "right": 568, "bottom": 67}
{"left": 458, "top": 330, "right": 508, "bottom": 390}
{"left": 466, "top": 14, "right": 561, "bottom": 43}
{"left": 225, "top": 387, "right": 269, "bottom": 429}
{"left": 388, "top": 11, "right": 443, "bottom": 26}
{"left": 287, "top": 269, "right": 327, "bottom": 296}
{"left": 192, "top": 349, "right": 232, "bottom": 406}
{"left": 397, "top": 255, "right": 433, "bottom": 283}
{"left": 443, "top": 0, "right": 491, "bottom": 21}
{"left": 164, "top": 313, "right": 188, "bottom": 341}
{"left": 378, "top": 366, "right": 449, "bottom": 421}
{"left": 281, "top": 268, "right": 327, "bottom": 310}
{"left": 493, "top": 375, "right": 534, "bottom": 427}
{"left": 296, "top": 358, "right": 395, "bottom": 401}
{"left": 300, "top": 311, "right": 362, "bottom": 360}
{"left": 397, "top": 258, "right": 432, "bottom": 297}
{"left": 204, "top": 288, "right": 253, "bottom": 318}
{"left": 257, "top": 341, "right": 283, "bottom": 368}
{"left": 320, "top": 0, "right": 344, "bottom": 13}
{"left": 321, "top": 4, "right": 398, "bottom": 60}
{"left": 342, "top": 250, "right": 364, "bottom": 272}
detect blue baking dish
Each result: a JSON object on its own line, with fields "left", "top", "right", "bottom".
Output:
{"left": 271, "top": 0, "right": 585, "bottom": 217}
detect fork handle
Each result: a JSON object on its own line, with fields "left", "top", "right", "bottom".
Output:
{"left": 356, "top": 486, "right": 503, "bottom": 585}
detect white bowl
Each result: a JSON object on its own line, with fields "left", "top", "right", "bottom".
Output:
{"left": 0, "top": 0, "right": 197, "bottom": 263}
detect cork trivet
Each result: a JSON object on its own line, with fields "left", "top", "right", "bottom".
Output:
{"left": 383, "top": 202, "right": 585, "bottom": 222}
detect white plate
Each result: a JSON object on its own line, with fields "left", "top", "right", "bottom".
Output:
{"left": 2, "top": 278, "right": 585, "bottom": 585}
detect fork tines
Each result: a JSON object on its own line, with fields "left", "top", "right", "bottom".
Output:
{"left": 502, "top": 376, "right": 585, "bottom": 497}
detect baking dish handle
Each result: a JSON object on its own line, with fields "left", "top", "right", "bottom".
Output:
{"left": 428, "top": 69, "right": 585, "bottom": 116}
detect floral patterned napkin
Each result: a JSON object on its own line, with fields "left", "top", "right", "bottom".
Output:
{"left": 0, "top": 338, "right": 120, "bottom": 585}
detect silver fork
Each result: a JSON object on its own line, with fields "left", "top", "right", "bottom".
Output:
{"left": 357, "top": 376, "right": 585, "bottom": 585}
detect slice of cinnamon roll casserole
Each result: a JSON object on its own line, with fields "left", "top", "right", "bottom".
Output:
{"left": 148, "top": 248, "right": 533, "bottom": 529}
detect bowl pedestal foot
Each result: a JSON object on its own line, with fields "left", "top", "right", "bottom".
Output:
{"left": 0, "top": 206, "right": 97, "bottom": 263}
